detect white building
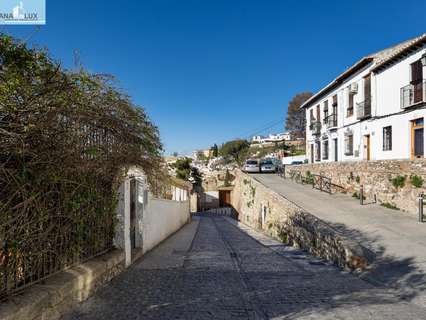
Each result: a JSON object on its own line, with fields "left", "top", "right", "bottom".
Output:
{"left": 302, "top": 33, "right": 426, "bottom": 163}
{"left": 252, "top": 132, "right": 291, "bottom": 144}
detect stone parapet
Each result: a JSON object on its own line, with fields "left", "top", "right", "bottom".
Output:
{"left": 0, "top": 249, "right": 125, "bottom": 320}
{"left": 231, "top": 170, "right": 372, "bottom": 270}
{"left": 286, "top": 159, "right": 426, "bottom": 214}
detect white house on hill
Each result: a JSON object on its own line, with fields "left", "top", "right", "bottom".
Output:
{"left": 302, "top": 33, "right": 426, "bottom": 163}
{"left": 252, "top": 132, "right": 291, "bottom": 144}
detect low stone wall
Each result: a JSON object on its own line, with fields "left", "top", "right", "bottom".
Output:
{"left": 231, "top": 170, "right": 371, "bottom": 270}
{"left": 0, "top": 249, "right": 124, "bottom": 320}
{"left": 285, "top": 159, "right": 426, "bottom": 214}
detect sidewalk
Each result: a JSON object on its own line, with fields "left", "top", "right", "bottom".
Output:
{"left": 252, "top": 174, "right": 426, "bottom": 304}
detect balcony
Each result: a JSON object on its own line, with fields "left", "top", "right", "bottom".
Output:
{"left": 401, "top": 80, "right": 426, "bottom": 109}
{"left": 325, "top": 114, "right": 337, "bottom": 129}
{"left": 356, "top": 98, "right": 371, "bottom": 120}
{"left": 309, "top": 120, "right": 321, "bottom": 136}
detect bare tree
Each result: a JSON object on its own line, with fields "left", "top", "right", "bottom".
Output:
{"left": 285, "top": 92, "right": 313, "bottom": 139}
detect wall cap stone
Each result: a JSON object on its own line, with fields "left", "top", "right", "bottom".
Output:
{"left": 0, "top": 249, "right": 125, "bottom": 320}
{"left": 235, "top": 170, "right": 373, "bottom": 271}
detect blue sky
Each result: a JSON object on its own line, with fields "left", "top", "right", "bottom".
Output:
{"left": 3, "top": 0, "right": 426, "bottom": 155}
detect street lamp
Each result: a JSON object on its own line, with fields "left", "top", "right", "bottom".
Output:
{"left": 421, "top": 53, "right": 426, "bottom": 67}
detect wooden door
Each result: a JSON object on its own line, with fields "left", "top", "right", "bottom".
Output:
{"left": 411, "top": 60, "right": 423, "bottom": 103}
{"left": 365, "top": 135, "right": 371, "bottom": 160}
{"left": 411, "top": 118, "right": 424, "bottom": 159}
{"left": 364, "top": 74, "right": 372, "bottom": 115}
{"left": 219, "top": 191, "right": 231, "bottom": 207}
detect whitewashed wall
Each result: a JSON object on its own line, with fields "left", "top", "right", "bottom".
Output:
{"left": 306, "top": 42, "right": 426, "bottom": 163}
{"left": 142, "top": 196, "right": 190, "bottom": 254}
{"left": 114, "top": 167, "right": 191, "bottom": 266}
{"left": 281, "top": 155, "right": 306, "bottom": 165}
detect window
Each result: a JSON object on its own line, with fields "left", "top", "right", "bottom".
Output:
{"left": 383, "top": 126, "right": 392, "bottom": 151}
{"left": 411, "top": 60, "right": 423, "bottom": 84}
{"left": 347, "top": 90, "right": 355, "bottom": 117}
{"left": 316, "top": 105, "right": 321, "bottom": 123}
{"left": 323, "top": 100, "right": 329, "bottom": 124}
{"left": 315, "top": 141, "right": 321, "bottom": 161}
{"left": 332, "top": 95, "right": 338, "bottom": 118}
{"left": 344, "top": 134, "right": 354, "bottom": 156}
{"left": 322, "top": 139, "right": 329, "bottom": 160}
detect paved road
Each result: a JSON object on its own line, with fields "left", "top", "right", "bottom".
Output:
{"left": 251, "top": 173, "right": 426, "bottom": 305}
{"left": 64, "top": 216, "right": 426, "bottom": 319}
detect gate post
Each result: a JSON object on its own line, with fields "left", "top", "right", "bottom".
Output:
{"left": 419, "top": 193, "right": 424, "bottom": 223}
{"left": 124, "top": 178, "right": 132, "bottom": 267}
{"left": 360, "top": 185, "right": 364, "bottom": 206}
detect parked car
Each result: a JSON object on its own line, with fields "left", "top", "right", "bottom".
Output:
{"left": 260, "top": 159, "right": 277, "bottom": 173}
{"left": 243, "top": 159, "right": 260, "bottom": 173}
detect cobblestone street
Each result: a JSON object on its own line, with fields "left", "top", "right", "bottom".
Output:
{"left": 64, "top": 216, "right": 426, "bottom": 319}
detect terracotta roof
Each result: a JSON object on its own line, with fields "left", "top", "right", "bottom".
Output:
{"left": 301, "top": 33, "right": 426, "bottom": 109}
{"left": 372, "top": 33, "right": 426, "bottom": 71}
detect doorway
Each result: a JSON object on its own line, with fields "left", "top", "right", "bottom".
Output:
{"left": 411, "top": 118, "right": 424, "bottom": 159}
{"left": 333, "top": 138, "right": 338, "bottom": 161}
{"left": 219, "top": 190, "right": 231, "bottom": 207}
{"left": 364, "top": 135, "right": 371, "bottom": 160}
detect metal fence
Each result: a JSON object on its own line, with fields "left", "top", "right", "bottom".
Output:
{"left": 1, "top": 207, "right": 114, "bottom": 300}
{"left": 287, "top": 170, "right": 332, "bottom": 194}
{"left": 0, "top": 120, "right": 118, "bottom": 300}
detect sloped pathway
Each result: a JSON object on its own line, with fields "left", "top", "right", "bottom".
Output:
{"left": 63, "top": 215, "right": 426, "bottom": 319}
{"left": 252, "top": 173, "right": 426, "bottom": 305}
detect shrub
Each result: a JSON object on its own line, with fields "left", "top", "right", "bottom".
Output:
{"left": 0, "top": 34, "right": 164, "bottom": 291}
{"left": 381, "top": 202, "right": 400, "bottom": 210}
{"left": 278, "top": 230, "right": 288, "bottom": 244}
{"left": 305, "top": 171, "right": 314, "bottom": 184}
{"left": 410, "top": 175, "right": 424, "bottom": 188}
{"left": 390, "top": 175, "right": 406, "bottom": 189}
{"left": 355, "top": 176, "right": 360, "bottom": 183}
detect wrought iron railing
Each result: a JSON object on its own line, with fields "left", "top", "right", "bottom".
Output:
{"left": 309, "top": 120, "right": 321, "bottom": 135}
{"left": 401, "top": 80, "right": 426, "bottom": 109}
{"left": 1, "top": 207, "right": 114, "bottom": 300}
{"left": 325, "top": 114, "right": 337, "bottom": 128}
{"left": 288, "top": 170, "right": 332, "bottom": 194}
{"left": 356, "top": 98, "right": 371, "bottom": 120}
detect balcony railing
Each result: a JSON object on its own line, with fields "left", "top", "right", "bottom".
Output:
{"left": 325, "top": 114, "right": 337, "bottom": 129}
{"left": 401, "top": 80, "right": 426, "bottom": 109}
{"left": 309, "top": 120, "right": 321, "bottom": 135}
{"left": 356, "top": 98, "right": 371, "bottom": 120}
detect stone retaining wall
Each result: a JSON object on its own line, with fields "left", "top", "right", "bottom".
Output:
{"left": 286, "top": 159, "right": 426, "bottom": 214}
{"left": 230, "top": 170, "right": 371, "bottom": 270}
{"left": 0, "top": 249, "right": 125, "bottom": 320}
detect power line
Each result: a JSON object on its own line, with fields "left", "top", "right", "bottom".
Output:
{"left": 238, "top": 118, "right": 284, "bottom": 138}
{"left": 244, "top": 117, "right": 285, "bottom": 140}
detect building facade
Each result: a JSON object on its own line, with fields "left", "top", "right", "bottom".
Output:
{"left": 303, "top": 33, "right": 426, "bottom": 163}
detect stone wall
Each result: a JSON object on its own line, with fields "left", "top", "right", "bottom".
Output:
{"left": 286, "top": 159, "right": 426, "bottom": 214}
{"left": 0, "top": 250, "right": 124, "bottom": 320}
{"left": 230, "top": 170, "right": 371, "bottom": 270}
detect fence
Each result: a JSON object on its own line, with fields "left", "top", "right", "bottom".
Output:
{"left": 0, "top": 121, "right": 121, "bottom": 300}
{"left": 202, "top": 207, "right": 237, "bottom": 218}
{"left": 1, "top": 203, "right": 114, "bottom": 300}
{"left": 286, "top": 170, "right": 332, "bottom": 194}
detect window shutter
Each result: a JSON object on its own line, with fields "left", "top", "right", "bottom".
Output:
{"left": 411, "top": 60, "right": 423, "bottom": 84}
